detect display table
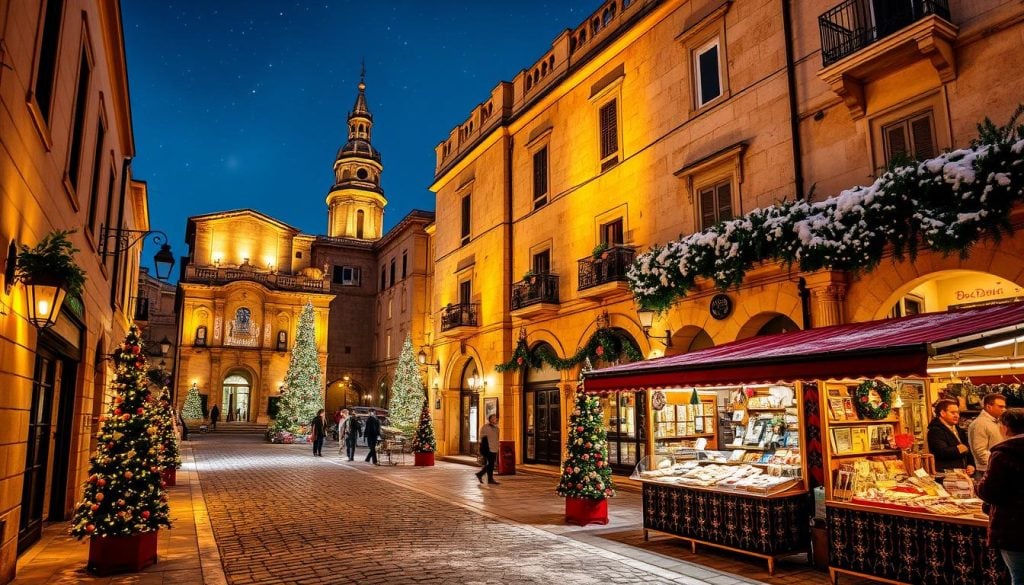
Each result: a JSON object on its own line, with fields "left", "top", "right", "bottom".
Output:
{"left": 827, "top": 501, "right": 1009, "bottom": 584}
{"left": 642, "top": 481, "right": 809, "bottom": 574}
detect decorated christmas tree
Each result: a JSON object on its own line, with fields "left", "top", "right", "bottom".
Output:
{"left": 152, "top": 387, "right": 181, "bottom": 471}
{"left": 180, "top": 383, "right": 204, "bottom": 422}
{"left": 556, "top": 391, "right": 615, "bottom": 500}
{"left": 70, "top": 325, "right": 171, "bottom": 539}
{"left": 411, "top": 394, "right": 436, "bottom": 453}
{"left": 270, "top": 302, "right": 323, "bottom": 435}
{"left": 387, "top": 334, "right": 422, "bottom": 434}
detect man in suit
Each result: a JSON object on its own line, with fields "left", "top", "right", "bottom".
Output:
{"left": 363, "top": 412, "right": 381, "bottom": 465}
{"left": 927, "top": 398, "right": 976, "bottom": 474}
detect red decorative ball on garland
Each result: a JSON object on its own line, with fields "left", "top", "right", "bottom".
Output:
{"left": 516, "top": 356, "right": 524, "bottom": 366}
{"left": 595, "top": 345, "right": 605, "bottom": 357}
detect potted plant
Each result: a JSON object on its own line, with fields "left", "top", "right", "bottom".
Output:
{"left": 592, "top": 242, "right": 609, "bottom": 259}
{"left": 16, "top": 230, "right": 86, "bottom": 327}
{"left": 556, "top": 391, "right": 615, "bottom": 525}
{"left": 522, "top": 269, "right": 537, "bottom": 284}
{"left": 412, "top": 395, "right": 437, "bottom": 466}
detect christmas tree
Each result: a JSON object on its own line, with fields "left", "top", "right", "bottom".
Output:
{"left": 387, "top": 334, "right": 422, "bottom": 434}
{"left": 411, "top": 394, "right": 436, "bottom": 453}
{"left": 181, "top": 384, "right": 204, "bottom": 422}
{"left": 152, "top": 387, "right": 181, "bottom": 470}
{"left": 70, "top": 325, "right": 171, "bottom": 538}
{"left": 556, "top": 391, "right": 615, "bottom": 500}
{"left": 270, "top": 302, "right": 323, "bottom": 434}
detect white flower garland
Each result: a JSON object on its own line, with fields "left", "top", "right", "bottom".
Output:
{"left": 629, "top": 137, "right": 1024, "bottom": 312}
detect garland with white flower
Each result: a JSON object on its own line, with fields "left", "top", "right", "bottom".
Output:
{"left": 556, "top": 392, "right": 615, "bottom": 500}
{"left": 628, "top": 111, "right": 1024, "bottom": 312}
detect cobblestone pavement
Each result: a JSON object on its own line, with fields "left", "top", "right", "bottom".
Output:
{"left": 192, "top": 435, "right": 746, "bottom": 585}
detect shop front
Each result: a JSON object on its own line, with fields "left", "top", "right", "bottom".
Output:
{"left": 584, "top": 301, "right": 1024, "bottom": 583}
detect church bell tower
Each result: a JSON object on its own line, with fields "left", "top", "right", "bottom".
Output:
{"left": 326, "top": 68, "right": 386, "bottom": 240}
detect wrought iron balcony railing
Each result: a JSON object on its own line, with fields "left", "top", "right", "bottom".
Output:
{"left": 819, "top": 0, "right": 950, "bottom": 66}
{"left": 511, "top": 273, "right": 560, "bottom": 310}
{"left": 578, "top": 246, "right": 635, "bottom": 291}
{"left": 440, "top": 302, "right": 479, "bottom": 331}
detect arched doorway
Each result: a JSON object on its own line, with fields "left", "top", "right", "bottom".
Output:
{"left": 222, "top": 372, "right": 251, "bottom": 422}
{"left": 459, "top": 361, "right": 481, "bottom": 456}
{"left": 524, "top": 343, "right": 561, "bottom": 465}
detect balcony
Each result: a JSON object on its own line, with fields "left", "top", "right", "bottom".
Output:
{"left": 182, "top": 265, "right": 328, "bottom": 292}
{"left": 440, "top": 302, "right": 479, "bottom": 339}
{"left": 817, "top": 0, "right": 956, "bottom": 119}
{"left": 510, "top": 273, "right": 560, "bottom": 320}
{"left": 577, "top": 246, "right": 635, "bottom": 300}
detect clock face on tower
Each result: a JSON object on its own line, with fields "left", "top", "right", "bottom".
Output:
{"left": 710, "top": 294, "right": 733, "bottom": 320}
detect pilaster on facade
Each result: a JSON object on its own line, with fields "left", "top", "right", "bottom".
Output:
{"left": 803, "top": 270, "right": 848, "bottom": 328}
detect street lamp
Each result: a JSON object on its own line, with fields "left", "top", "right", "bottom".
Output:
{"left": 417, "top": 349, "right": 440, "bottom": 369}
{"left": 467, "top": 372, "right": 486, "bottom": 392}
{"left": 159, "top": 336, "right": 172, "bottom": 356}
{"left": 23, "top": 276, "right": 68, "bottom": 329}
{"left": 637, "top": 308, "right": 672, "bottom": 347}
{"left": 98, "top": 224, "right": 176, "bottom": 281}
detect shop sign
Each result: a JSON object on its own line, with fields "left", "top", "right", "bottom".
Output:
{"left": 651, "top": 390, "right": 667, "bottom": 411}
{"left": 710, "top": 294, "right": 733, "bottom": 320}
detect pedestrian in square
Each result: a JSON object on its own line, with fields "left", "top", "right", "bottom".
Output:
{"left": 310, "top": 409, "right": 327, "bottom": 457}
{"left": 209, "top": 404, "right": 220, "bottom": 431}
{"left": 977, "top": 408, "right": 1024, "bottom": 585}
{"left": 363, "top": 411, "right": 381, "bottom": 465}
{"left": 476, "top": 414, "right": 500, "bottom": 485}
{"left": 344, "top": 412, "right": 361, "bottom": 461}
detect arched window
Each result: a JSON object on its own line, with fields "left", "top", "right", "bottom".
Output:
{"left": 356, "top": 210, "right": 365, "bottom": 239}
{"left": 342, "top": 168, "right": 352, "bottom": 180}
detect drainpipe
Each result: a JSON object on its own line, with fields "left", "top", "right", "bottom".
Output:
{"left": 798, "top": 277, "right": 812, "bottom": 330}
{"left": 782, "top": 0, "right": 806, "bottom": 200}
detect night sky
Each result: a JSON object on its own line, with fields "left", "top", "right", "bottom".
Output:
{"left": 122, "top": 1, "right": 593, "bottom": 278}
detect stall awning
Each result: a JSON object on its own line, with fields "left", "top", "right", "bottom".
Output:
{"left": 582, "top": 301, "right": 1024, "bottom": 392}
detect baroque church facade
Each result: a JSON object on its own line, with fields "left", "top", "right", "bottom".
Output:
{"left": 173, "top": 76, "right": 434, "bottom": 423}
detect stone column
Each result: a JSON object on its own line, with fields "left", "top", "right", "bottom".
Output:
{"left": 803, "top": 270, "right": 848, "bottom": 328}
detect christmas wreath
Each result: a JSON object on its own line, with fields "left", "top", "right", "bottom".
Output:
{"left": 854, "top": 380, "right": 893, "bottom": 420}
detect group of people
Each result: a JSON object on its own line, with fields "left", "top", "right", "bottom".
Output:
{"left": 927, "top": 393, "right": 1024, "bottom": 584}
{"left": 309, "top": 407, "right": 382, "bottom": 464}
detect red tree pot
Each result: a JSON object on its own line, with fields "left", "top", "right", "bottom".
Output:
{"left": 564, "top": 497, "right": 609, "bottom": 526}
{"left": 414, "top": 452, "right": 435, "bottom": 466}
{"left": 87, "top": 530, "right": 158, "bottom": 575}
{"left": 161, "top": 467, "right": 177, "bottom": 487}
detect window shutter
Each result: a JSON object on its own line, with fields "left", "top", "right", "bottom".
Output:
{"left": 884, "top": 123, "right": 909, "bottom": 162}
{"left": 699, "top": 187, "right": 717, "bottom": 230}
{"left": 461, "top": 194, "right": 471, "bottom": 242}
{"left": 533, "top": 147, "right": 548, "bottom": 204}
{"left": 910, "top": 114, "right": 936, "bottom": 160}
{"left": 599, "top": 100, "right": 618, "bottom": 160}
{"left": 716, "top": 182, "right": 733, "bottom": 222}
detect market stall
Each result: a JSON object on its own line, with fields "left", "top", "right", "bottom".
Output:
{"left": 583, "top": 301, "right": 1024, "bottom": 583}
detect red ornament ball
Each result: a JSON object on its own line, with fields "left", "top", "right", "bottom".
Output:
{"left": 95, "top": 493, "right": 105, "bottom": 502}
{"left": 124, "top": 471, "right": 133, "bottom": 479}
{"left": 516, "top": 357, "right": 524, "bottom": 365}
{"left": 136, "top": 407, "right": 145, "bottom": 415}
{"left": 113, "top": 408, "right": 122, "bottom": 416}
{"left": 90, "top": 504, "right": 99, "bottom": 512}
{"left": 97, "top": 478, "right": 106, "bottom": 487}
{"left": 86, "top": 524, "right": 95, "bottom": 533}
{"left": 595, "top": 346, "right": 605, "bottom": 356}
{"left": 141, "top": 510, "right": 150, "bottom": 519}
{"left": 122, "top": 414, "right": 131, "bottom": 421}
{"left": 131, "top": 345, "right": 141, "bottom": 355}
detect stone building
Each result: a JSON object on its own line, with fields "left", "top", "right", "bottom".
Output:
{"left": 427, "top": 0, "right": 1024, "bottom": 470}
{"left": 173, "top": 76, "right": 435, "bottom": 424}
{"left": 0, "top": 1, "right": 153, "bottom": 580}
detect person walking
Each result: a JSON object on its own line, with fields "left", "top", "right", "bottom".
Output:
{"left": 333, "top": 407, "right": 344, "bottom": 441}
{"left": 970, "top": 393, "right": 1008, "bottom": 477}
{"left": 476, "top": 414, "right": 500, "bottom": 485}
{"left": 363, "top": 411, "right": 381, "bottom": 465}
{"left": 977, "top": 408, "right": 1024, "bottom": 585}
{"left": 209, "top": 404, "right": 220, "bottom": 431}
{"left": 310, "top": 409, "right": 328, "bottom": 457}
{"left": 337, "top": 408, "right": 349, "bottom": 453}
{"left": 343, "top": 412, "right": 361, "bottom": 461}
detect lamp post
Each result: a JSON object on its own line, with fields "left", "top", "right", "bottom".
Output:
{"left": 98, "top": 224, "right": 176, "bottom": 280}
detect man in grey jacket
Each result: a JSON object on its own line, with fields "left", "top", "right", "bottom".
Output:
{"left": 970, "top": 392, "right": 1008, "bottom": 476}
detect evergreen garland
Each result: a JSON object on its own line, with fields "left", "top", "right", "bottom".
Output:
{"left": 411, "top": 395, "right": 437, "bottom": 453}
{"left": 556, "top": 392, "right": 615, "bottom": 500}
{"left": 628, "top": 115, "right": 1024, "bottom": 313}
{"left": 181, "top": 384, "right": 204, "bottom": 421}
{"left": 70, "top": 325, "right": 171, "bottom": 538}
{"left": 495, "top": 328, "right": 643, "bottom": 373}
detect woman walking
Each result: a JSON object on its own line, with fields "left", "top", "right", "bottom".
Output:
{"left": 310, "top": 409, "right": 328, "bottom": 457}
